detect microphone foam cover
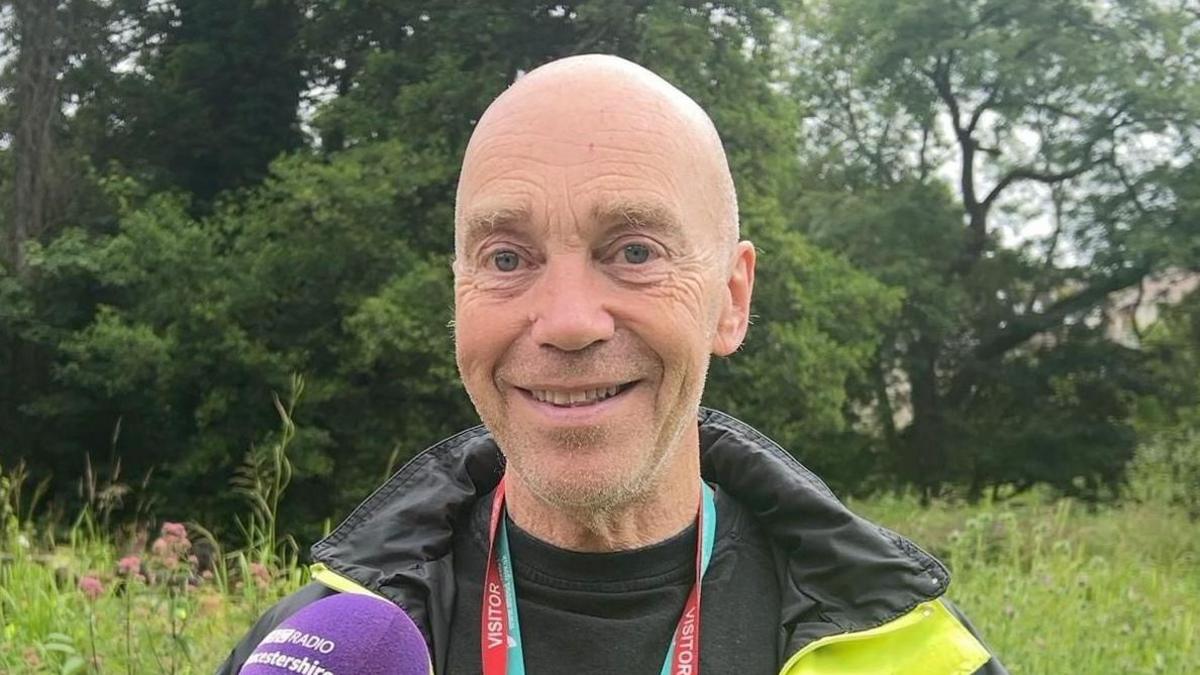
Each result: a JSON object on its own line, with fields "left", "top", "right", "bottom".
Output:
{"left": 240, "top": 592, "right": 430, "bottom": 675}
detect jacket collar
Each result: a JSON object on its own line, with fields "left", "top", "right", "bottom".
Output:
{"left": 310, "top": 408, "right": 948, "bottom": 662}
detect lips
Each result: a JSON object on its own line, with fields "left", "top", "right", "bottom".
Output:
{"left": 517, "top": 381, "right": 638, "bottom": 408}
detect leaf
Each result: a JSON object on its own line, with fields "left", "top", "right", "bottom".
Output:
{"left": 60, "top": 656, "right": 86, "bottom": 675}
{"left": 42, "top": 642, "right": 77, "bottom": 655}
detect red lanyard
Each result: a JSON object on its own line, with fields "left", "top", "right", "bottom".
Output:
{"left": 481, "top": 477, "right": 717, "bottom": 675}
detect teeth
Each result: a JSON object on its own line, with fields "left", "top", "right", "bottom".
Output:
{"left": 530, "top": 385, "right": 624, "bottom": 406}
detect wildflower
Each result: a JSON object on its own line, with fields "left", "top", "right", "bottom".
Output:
{"left": 152, "top": 537, "right": 170, "bottom": 557}
{"left": 118, "top": 555, "right": 141, "bottom": 576}
{"left": 150, "top": 521, "right": 192, "bottom": 574}
{"left": 248, "top": 562, "right": 271, "bottom": 588}
{"left": 78, "top": 575, "right": 104, "bottom": 601}
{"left": 161, "top": 522, "right": 187, "bottom": 540}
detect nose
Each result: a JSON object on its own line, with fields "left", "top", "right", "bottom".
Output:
{"left": 528, "top": 255, "right": 615, "bottom": 351}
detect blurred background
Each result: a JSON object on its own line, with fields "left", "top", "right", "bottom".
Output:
{"left": 0, "top": 1, "right": 1197, "bottom": 672}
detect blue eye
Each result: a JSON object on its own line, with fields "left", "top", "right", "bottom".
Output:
{"left": 492, "top": 250, "right": 520, "bottom": 272}
{"left": 623, "top": 243, "right": 652, "bottom": 264}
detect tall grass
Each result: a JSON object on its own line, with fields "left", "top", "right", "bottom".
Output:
{"left": 0, "top": 377, "right": 309, "bottom": 674}
{"left": 1, "top": 413, "right": 1197, "bottom": 672}
{"left": 854, "top": 494, "right": 1199, "bottom": 673}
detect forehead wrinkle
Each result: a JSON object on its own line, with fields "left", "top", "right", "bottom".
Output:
{"left": 471, "top": 131, "right": 685, "bottom": 171}
{"left": 570, "top": 160, "right": 682, "bottom": 195}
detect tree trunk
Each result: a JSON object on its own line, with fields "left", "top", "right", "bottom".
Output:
{"left": 905, "top": 338, "right": 946, "bottom": 504}
{"left": 7, "top": 0, "right": 66, "bottom": 276}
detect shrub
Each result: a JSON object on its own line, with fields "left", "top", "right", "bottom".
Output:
{"left": 1128, "top": 429, "right": 1200, "bottom": 520}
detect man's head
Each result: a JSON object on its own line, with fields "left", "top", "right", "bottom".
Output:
{"left": 453, "top": 54, "right": 755, "bottom": 513}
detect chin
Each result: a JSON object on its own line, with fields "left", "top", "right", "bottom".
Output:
{"left": 508, "top": 442, "right": 666, "bottom": 512}
{"left": 520, "top": 469, "right": 645, "bottom": 512}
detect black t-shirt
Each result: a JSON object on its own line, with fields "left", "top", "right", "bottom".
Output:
{"left": 444, "top": 487, "right": 781, "bottom": 674}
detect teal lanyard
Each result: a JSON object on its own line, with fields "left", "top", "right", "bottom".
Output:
{"left": 488, "top": 481, "right": 717, "bottom": 675}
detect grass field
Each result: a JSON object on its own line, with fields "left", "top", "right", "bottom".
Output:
{"left": 855, "top": 496, "right": 1199, "bottom": 674}
{"left": 1, "top": 494, "right": 1197, "bottom": 673}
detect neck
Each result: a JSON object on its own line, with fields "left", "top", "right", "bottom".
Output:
{"left": 504, "top": 439, "right": 701, "bottom": 553}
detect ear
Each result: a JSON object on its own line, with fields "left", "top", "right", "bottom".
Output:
{"left": 711, "top": 241, "right": 756, "bottom": 357}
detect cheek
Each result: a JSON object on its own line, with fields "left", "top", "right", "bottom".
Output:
{"left": 621, "top": 275, "right": 720, "bottom": 383}
{"left": 455, "top": 285, "right": 504, "bottom": 381}
{"left": 454, "top": 280, "right": 533, "bottom": 385}
{"left": 637, "top": 270, "right": 720, "bottom": 340}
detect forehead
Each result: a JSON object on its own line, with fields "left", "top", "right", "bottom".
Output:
{"left": 455, "top": 83, "right": 711, "bottom": 246}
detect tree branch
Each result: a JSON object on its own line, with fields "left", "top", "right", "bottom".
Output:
{"left": 979, "top": 160, "right": 1100, "bottom": 215}
{"left": 974, "top": 264, "right": 1150, "bottom": 362}
{"left": 927, "top": 52, "right": 981, "bottom": 217}
{"left": 1024, "top": 184, "right": 1067, "bottom": 312}
{"left": 821, "top": 68, "right": 893, "bottom": 184}
{"left": 966, "top": 84, "right": 999, "bottom": 134}
{"left": 917, "top": 119, "right": 932, "bottom": 182}
{"left": 1130, "top": 277, "right": 1146, "bottom": 343}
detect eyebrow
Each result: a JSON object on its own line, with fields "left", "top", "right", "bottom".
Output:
{"left": 458, "top": 205, "right": 531, "bottom": 254}
{"left": 590, "top": 198, "right": 686, "bottom": 245}
{"left": 457, "top": 197, "right": 687, "bottom": 254}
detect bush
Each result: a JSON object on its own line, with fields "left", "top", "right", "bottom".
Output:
{"left": 1128, "top": 429, "right": 1200, "bottom": 520}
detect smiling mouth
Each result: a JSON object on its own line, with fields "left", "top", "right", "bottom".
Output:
{"left": 519, "top": 382, "right": 638, "bottom": 408}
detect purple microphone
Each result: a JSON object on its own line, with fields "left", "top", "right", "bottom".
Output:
{"left": 239, "top": 593, "right": 431, "bottom": 675}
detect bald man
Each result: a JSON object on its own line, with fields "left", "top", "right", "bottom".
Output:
{"left": 219, "top": 56, "right": 1005, "bottom": 675}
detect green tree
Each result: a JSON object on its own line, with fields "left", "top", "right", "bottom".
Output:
{"left": 787, "top": 0, "right": 1200, "bottom": 499}
{"left": 79, "top": 0, "right": 306, "bottom": 204}
{"left": 0, "top": 0, "right": 149, "bottom": 471}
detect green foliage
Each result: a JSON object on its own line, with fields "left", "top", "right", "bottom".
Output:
{"left": 787, "top": 0, "right": 1200, "bottom": 498}
{"left": 1138, "top": 288, "right": 1200, "bottom": 431}
{"left": 10, "top": 141, "right": 482, "bottom": 531}
{"left": 1129, "top": 429, "right": 1200, "bottom": 520}
{"left": 84, "top": 0, "right": 307, "bottom": 203}
{"left": 1132, "top": 292, "right": 1200, "bottom": 519}
{"left": 232, "top": 375, "right": 303, "bottom": 570}
{"left": 955, "top": 339, "right": 1146, "bottom": 499}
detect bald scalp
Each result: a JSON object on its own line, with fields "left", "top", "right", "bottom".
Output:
{"left": 454, "top": 54, "right": 739, "bottom": 263}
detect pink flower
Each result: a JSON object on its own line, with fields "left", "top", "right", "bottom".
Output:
{"left": 78, "top": 575, "right": 104, "bottom": 600}
{"left": 150, "top": 522, "right": 191, "bottom": 569}
{"left": 118, "top": 555, "right": 141, "bottom": 576}
{"left": 248, "top": 562, "right": 271, "bottom": 588}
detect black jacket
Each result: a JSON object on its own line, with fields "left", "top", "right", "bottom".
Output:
{"left": 218, "top": 409, "right": 1006, "bottom": 674}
